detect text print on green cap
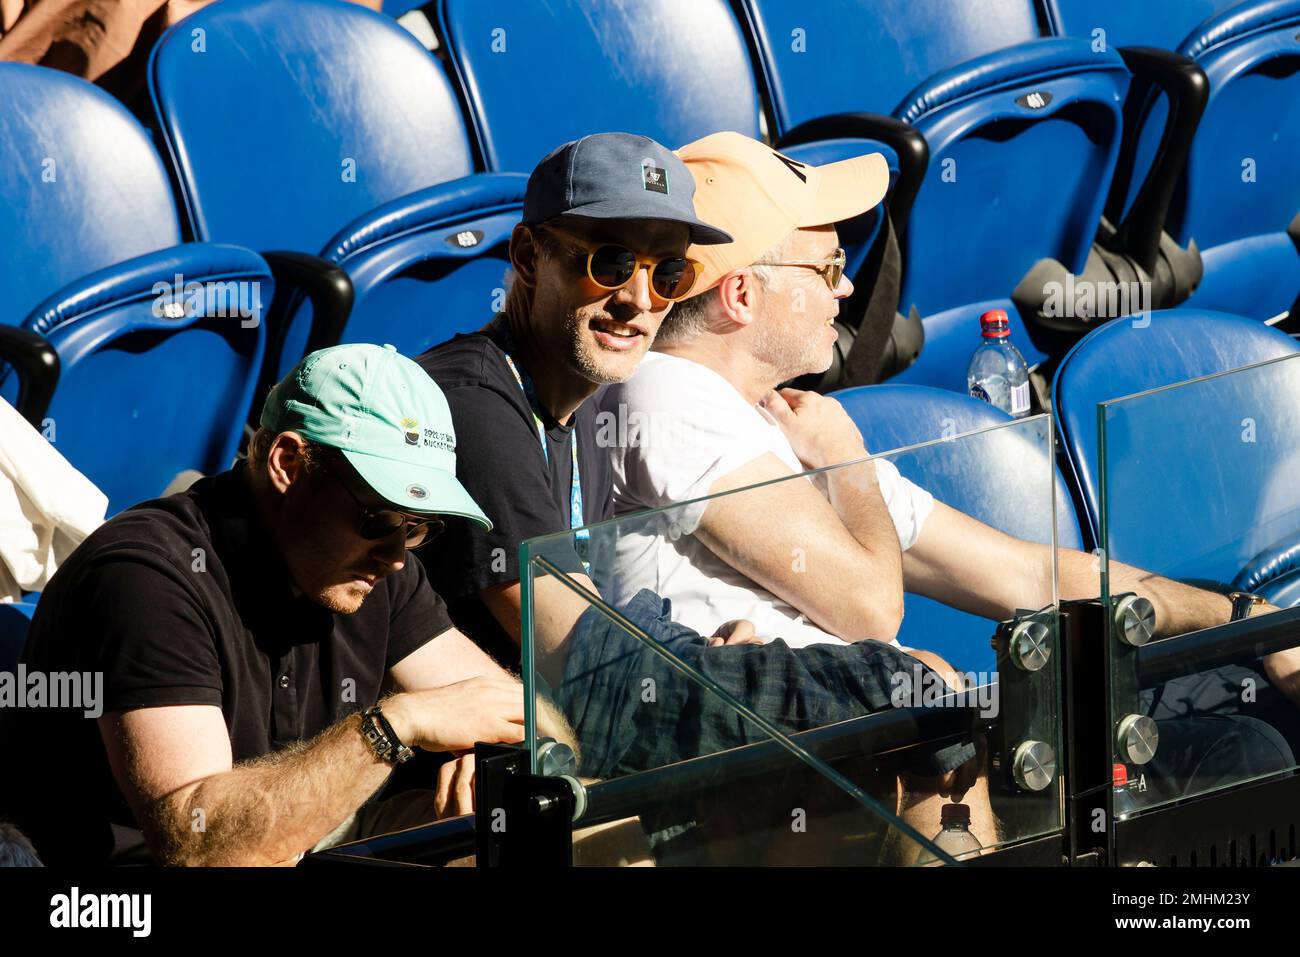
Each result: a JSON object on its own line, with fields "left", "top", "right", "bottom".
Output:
{"left": 260, "top": 343, "right": 492, "bottom": 530}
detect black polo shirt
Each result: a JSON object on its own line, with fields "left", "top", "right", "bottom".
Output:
{"left": 415, "top": 317, "right": 612, "bottom": 666}
{"left": 0, "top": 464, "right": 452, "bottom": 865}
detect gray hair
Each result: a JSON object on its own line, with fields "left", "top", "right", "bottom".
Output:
{"left": 657, "top": 235, "right": 790, "bottom": 346}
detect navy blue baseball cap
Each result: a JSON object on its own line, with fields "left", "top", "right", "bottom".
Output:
{"left": 523, "top": 132, "right": 733, "bottom": 245}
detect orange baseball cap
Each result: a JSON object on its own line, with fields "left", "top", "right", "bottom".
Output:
{"left": 675, "top": 132, "right": 890, "bottom": 294}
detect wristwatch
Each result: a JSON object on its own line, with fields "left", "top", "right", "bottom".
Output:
{"left": 360, "top": 702, "right": 414, "bottom": 765}
{"left": 1228, "top": 591, "right": 1267, "bottom": 622}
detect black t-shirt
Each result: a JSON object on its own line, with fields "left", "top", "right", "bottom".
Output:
{"left": 0, "top": 465, "right": 453, "bottom": 865}
{"left": 415, "top": 318, "right": 613, "bottom": 666}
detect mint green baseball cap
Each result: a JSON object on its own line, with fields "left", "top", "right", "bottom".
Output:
{"left": 260, "top": 343, "right": 492, "bottom": 530}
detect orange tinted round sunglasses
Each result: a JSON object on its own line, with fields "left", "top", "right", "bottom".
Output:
{"left": 540, "top": 225, "right": 702, "bottom": 302}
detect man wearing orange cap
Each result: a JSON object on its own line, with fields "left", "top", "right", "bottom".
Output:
{"left": 600, "top": 132, "right": 1300, "bottom": 816}
{"left": 604, "top": 131, "right": 1284, "bottom": 651}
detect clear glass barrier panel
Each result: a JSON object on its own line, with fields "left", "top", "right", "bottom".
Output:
{"left": 523, "top": 414, "right": 1065, "bottom": 864}
{"left": 1099, "top": 353, "right": 1300, "bottom": 815}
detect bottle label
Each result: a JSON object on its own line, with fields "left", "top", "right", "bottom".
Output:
{"left": 1010, "top": 381, "right": 1030, "bottom": 415}
{"left": 970, "top": 383, "right": 991, "bottom": 405}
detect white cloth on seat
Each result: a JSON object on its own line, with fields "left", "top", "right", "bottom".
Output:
{"left": 0, "top": 398, "right": 107, "bottom": 601}
{"left": 598, "top": 351, "right": 934, "bottom": 649}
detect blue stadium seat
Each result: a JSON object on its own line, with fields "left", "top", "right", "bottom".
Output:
{"left": 315, "top": 172, "right": 526, "bottom": 364}
{"left": 0, "top": 603, "right": 36, "bottom": 674}
{"left": 833, "top": 384, "right": 1084, "bottom": 670}
{"left": 0, "top": 63, "right": 271, "bottom": 515}
{"left": 1043, "top": 0, "right": 1300, "bottom": 323}
{"left": 740, "top": 1, "right": 1134, "bottom": 392}
{"left": 1041, "top": 0, "right": 1240, "bottom": 52}
{"left": 0, "top": 64, "right": 182, "bottom": 327}
{"left": 1052, "top": 309, "right": 1300, "bottom": 563}
{"left": 150, "top": 0, "right": 473, "bottom": 254}
{"left": 437, "top": 0, "right": 766, "bottom": 172}
{"left": 149, "top": 0, "right": 512, "bottom": 390}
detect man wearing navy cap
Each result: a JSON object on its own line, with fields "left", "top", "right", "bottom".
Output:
{"left": 417, "top": 132, "right": 738, "bottom": 665}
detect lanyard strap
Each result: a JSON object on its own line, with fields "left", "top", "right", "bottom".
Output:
{"left": 500, "top": 349, "right": 590, "bottom": 567}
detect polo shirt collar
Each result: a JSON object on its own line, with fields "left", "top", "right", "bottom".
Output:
{"left": 207, "top": 463, "right": 299, "bottom": 605}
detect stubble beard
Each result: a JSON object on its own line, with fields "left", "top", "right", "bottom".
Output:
{"left": 315, "top": 582, "right": 370, "bottom": 615}
{"left": 563, "top": 306, "right": 644, "bottom": 385}
{"left": 753, "top": 317, "right": 833, "bottom": 384}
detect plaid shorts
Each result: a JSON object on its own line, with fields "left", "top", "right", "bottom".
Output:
{"left": 554, "top": 589, "right": 977, "bottom": 782}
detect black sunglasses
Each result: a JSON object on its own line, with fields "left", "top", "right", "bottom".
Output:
{"left": 326, "top": 466, "right": 444, "bottom": 548}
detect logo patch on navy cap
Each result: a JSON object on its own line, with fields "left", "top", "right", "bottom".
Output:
{"left": 641, "top": 159, "right": 668, "bottom": 194}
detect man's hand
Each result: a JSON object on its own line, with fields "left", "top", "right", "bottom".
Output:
{"left": 386, "top": 677, "right": 525, "bottom": 753}
{"left": 707, "top": 618, "right": 763, "bottom": 647}
{"left": 434, "top": 753, "right": 477, "bottom": 819}
{"left": 760, "top": 387, "right": 868, "bottom": 471}
{"left": 1254, "top": 602, "right": 1300, "bottom": 708}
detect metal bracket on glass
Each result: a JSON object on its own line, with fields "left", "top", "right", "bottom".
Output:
{"left": 1113, "top": 594, "right": 1156, "bottom": 647}
{"left": 474, "top": 742, "right": 574, "bottom": 867}
{"left": 537, "top": 738, "right": 579, "bottom": 778}
{"left": 990, "top": 607, "right": 1059, "bottom": 794}
{"left": 536, "top": 739, "right": 587, "bottom": 822}
{"left": 1109, "top": 592, "right": 1156, "bottom": 767}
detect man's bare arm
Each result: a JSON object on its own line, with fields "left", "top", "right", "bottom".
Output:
{"left": 100, "top": 705, "right": 393, "bottom": 866}
{"left": 904, "top": 499, "right": 1236, "bottom": 636}
{"left": 391, "top": 625, "right": 579, "bottom": 754}
{"left": 695, "top": 452, "right": 903, "bottom": 642}
{"left": 480, "top": 576, "right": 593, "bottom": 660}
{"left": 100, "top": 679, "right": 526, "bottom": 866}
{"left": 687, "top": 386, "right": 908, "bottom": 643}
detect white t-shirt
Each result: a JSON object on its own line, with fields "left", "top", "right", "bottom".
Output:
{"left": 596, "top": 351, "right": 934, "bottom": 648}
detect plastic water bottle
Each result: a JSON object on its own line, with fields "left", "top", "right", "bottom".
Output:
{"left": 967, "top": 309, "right": 1031, "bottom": 417}
{"left": 1112, "top": 763, "right": 1138, "bottom": 821}
{"left": 930, "top": 802, "right": 983, "bottom": 860}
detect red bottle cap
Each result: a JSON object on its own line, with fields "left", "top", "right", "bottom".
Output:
{"left": 941, "top": 802, "right": 971, "bottom": 826}
{"left": 1113, "top": 763, "right": 1129, "bottom": 787}
{"left": 979, "top": 309, "right": 1010, "bottom": 338}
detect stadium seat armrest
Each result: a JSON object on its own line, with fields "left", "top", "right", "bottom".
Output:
{"left": 0, "top": 325, "right": 60, "bottom": 428}
{"left": 260, "top": 251, "right": 354, "bottom": 358}
{"left": 777, "top": 113, "right": 928, "bottom": 241}
{"left": 1110, "top": 47, "right": 1209, "bottom": 274}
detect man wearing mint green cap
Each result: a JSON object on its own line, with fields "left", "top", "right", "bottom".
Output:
{"left": 260, "top": 341, "right": 493, "bottom": 551}
{"left": 1, "top": 343, "right": 572, "bottom": 867}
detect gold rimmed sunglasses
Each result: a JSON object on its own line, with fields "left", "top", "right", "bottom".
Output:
{"left": 758, "top": 247, "right": 847, "bottom": 291}
{"left": 540, "top": 224, "right": 703, "bottom": 302}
